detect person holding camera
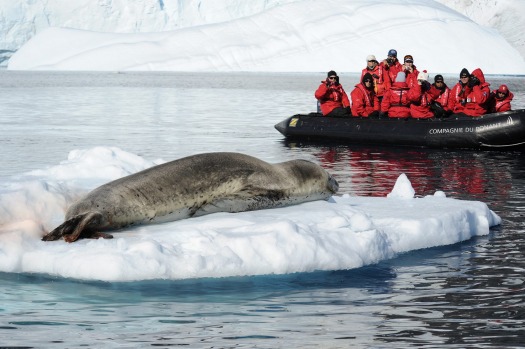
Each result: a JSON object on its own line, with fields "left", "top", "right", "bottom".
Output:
{"left": 407, "top": 70, "right": 436, "bottom": 118}
{"left": 401, "top": 54, "right": 420, "bottom": 88}
{"left": 380, "top": 49, "right": 403, "bottom": 85}
{"left": 315, "top": 70, "right": 351, "bottom": 117}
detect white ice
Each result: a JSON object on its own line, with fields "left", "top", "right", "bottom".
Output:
{"left": 6, "top": 0, "right": 525, "bottom": 75}
{"left": 0, "top": 147, "right": 501, "bottom": 282}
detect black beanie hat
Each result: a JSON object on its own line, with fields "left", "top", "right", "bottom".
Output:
{"left": 460, "top": 68, "right": 469, "bottom": 78}
{"left": 327, "top": 70, "right": 338, "bottom": 78}
{"left": 434, "top": 74, "right": 444, "bottom": 82}
{"left": 362, "top": 72, "right": 373, "bottom": 83}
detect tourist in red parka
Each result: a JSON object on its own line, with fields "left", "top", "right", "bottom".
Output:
{"left": 448, "top": 68, "right": 471, "bottom": 114}
{"left": 351, "top": 73, "right": 379, "bottom": 117}
{"left": 462, "top": 68, "right": 491, "bottom": 117}
{"left": 432, "top": 74, "right": 451, "bottom": 113}
{"left": 380, "top": 49, "right": 403, "bottom": 86}
{"left": 489, "top": 84, "right": 513, "bottom": 113}
{"left": 315, "top": 70, "right": 351, "bottom": 117}
{"left": 408, "top": 71, "right": 435, "bottom": 119}
{"left": 381, "top": 72, "right": 411, "bottom": 118}
{"left": 400, "top": 54, "right": 419, "bottom": 88}
{"left": 361, "top": 54, "right": 390, "bottom": 101}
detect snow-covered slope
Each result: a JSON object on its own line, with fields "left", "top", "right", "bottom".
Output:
{"left": 0, "top": 0, "right": 299, "bottom": 65}
{"left": 7, "top": 0, "right": 525, "bottom": 74}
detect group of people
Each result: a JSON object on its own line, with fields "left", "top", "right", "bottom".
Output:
{"left": 315, "top": 49, "right": 514, "bottom": 119}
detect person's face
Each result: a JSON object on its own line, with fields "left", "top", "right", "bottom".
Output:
{"left": 364, "top": 78, "right": 373, "bottom": 88}
{"left": 497, "top": 91, "right": 506, "bottom": 98}
{"left": 460, "top": 75, "right": 469, "bottom": 84}
{"left": 404, "top": 60, "right": 413, "bottom": 66}
{"left": 367, "top": 60, "right": 377, "bottom": 69}
{"left": 435, "top": 80, "right": 444, "bottom": 87}
{"left": 328, "top": 76, "right": 337, "bottom": 83}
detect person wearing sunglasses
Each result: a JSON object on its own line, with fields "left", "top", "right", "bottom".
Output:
{"left": 447, "top": 68, "right": 472, "bottom": 114}
{"left": 489, "top": 84, "right": 513, "bottom": 113}
{"left": 361, "top": 54, "right": 389, "bottom": 102}
{"left": 315, "top": 70, "right": 351, "bottom": 117}
{"left": 401, "top": 54, "right": 419, "bottom": 88}
{"left": 430, "top": 74, "right": 452, "bottom": 117}
{"left": 463, "top": 68, "right": 491, "bottom": 116}
{"left": 351, "top": 72, "right": 379, "bottom": 117}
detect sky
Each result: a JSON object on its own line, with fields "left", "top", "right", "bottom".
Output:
{"left": 6, "top": 0, "right": 525, "bottom": 75}
{"left": 0, "top": 147, "right": 501, "bottom": 282}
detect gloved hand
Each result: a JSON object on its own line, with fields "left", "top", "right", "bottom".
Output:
{"left": 468, "top": 76, "right": 480, "bottom": 88}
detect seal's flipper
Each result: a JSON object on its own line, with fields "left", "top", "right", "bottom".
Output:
{"left": 42, "top": 214, "right": 86, "bottom": 241}
{"left": 62, "top": 212, "right": 103, "bottom": 243}
{"left": 42, "top": 212, "right": 103, "bottom": 242}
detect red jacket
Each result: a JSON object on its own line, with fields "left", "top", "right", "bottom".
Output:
{"left": 433, "top": 83, "right": 451, "bottom": 111}
{"left": 408, "top": 83, "right": 435, "bottom": 118}
{"left": 489, "top": 90, "right": 513, "bottom": 113}
{"left": 401, "top": 65, "right": 419, "bottom": 88}
{"left": 315, "top": 81, "right": 350, "bottom": 116}
{"left": 448, "top": 82, "right": 472, "bottom": 114}
{"left": 351, "top": 82, "right": 379, "bottom": 117}
{"left": 462, "top": 68, "right": 490, "bottom": 117}
{"left": 362, "top": 65, "right": 390, "bottom": 97}
{"left": 381, "top": 60, "right": 403, "bottom": 85}
{"left": 381, "top": 81, "right": 411, "bottom": 118}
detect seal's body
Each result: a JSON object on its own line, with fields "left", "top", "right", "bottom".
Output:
{"left": 43, "top": 152, "right": 338, "bottom": 242}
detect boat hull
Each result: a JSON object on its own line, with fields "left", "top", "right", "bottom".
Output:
{"left": 274, "top": 110, "right": 525, "bottom": 149}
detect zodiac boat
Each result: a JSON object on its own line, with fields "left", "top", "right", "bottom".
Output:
{"left": 274, "top": 109, "right": 525, "bottom": 149}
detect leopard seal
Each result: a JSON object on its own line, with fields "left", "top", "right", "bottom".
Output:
{"left": 43, "top": 152, "right": 338, "bottom": 242}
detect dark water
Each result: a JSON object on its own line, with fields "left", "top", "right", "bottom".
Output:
{"left": 0, "top": 71, "right": 524, "bottom": 348}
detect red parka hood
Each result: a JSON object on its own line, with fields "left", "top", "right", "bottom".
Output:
{"left": 471, "top": 68, "right": 487, "bottom": 85}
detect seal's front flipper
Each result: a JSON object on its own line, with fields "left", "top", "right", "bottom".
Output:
{"left": 42, "top": 214, "right": 86, "bottom": 241}
{"left": 42, "top": 212, "right": 103, "bottom": 242}
{"left": 63, "top": 212, "right": 103, "bottom": 243}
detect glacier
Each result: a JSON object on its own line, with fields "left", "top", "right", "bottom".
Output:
{"left": 3, "top": 0, "right": 525, "bottom": 74}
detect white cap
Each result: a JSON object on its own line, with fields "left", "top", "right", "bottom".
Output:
{"left": 417, "top": 70, "right": 429, "bottom": 82}
{"left": 366, "top": 54, "right": 377, "bottom": 62}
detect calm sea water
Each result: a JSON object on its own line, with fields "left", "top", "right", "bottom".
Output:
{"left": 1, "top": 71, "right": 524, "bottom": 348}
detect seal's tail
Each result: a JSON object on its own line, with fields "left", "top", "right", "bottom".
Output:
{"left": 42, "top": 212, "right": 107, "bottom": 242}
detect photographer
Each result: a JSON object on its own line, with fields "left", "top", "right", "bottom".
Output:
{"left": 380, "top": 49, "right": 403, "bottom": 86}
{"left": 314, "top": 70, "right": 351, "bottom": 117}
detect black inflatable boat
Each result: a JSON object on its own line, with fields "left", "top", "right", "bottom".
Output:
{"left": 274, "top": 109, "right": 525, "bottom": 149}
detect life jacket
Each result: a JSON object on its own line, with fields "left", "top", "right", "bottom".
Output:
{"left": 435, "top": 85, "right": 451, "bottom": 109}
{"left": 491, "top": 91, "right": 514, "bottom": 113}
{"left": 382, "top": 82, "right": 410, "bottom": 118}
{"left": 409, "top": 84, "right": 434, "bottom": 118}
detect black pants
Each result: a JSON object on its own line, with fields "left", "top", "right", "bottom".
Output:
{"left": 326, "top": 107, "right": 351, "bottom": 118}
